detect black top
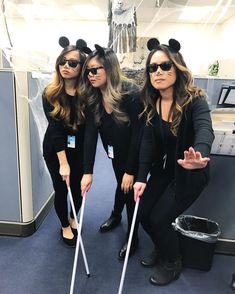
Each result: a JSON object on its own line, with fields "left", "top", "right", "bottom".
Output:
{"left": 137, "top": 97, "right": 215, "bottom": 183}
{"left": 148, "top": 113, "right": 177, "bottom": 179}
{"left": 83, "top": 82, "right": 143, "bottom": 175}
{"left": 42, "top": 92, "right": 85, "bottom": 160}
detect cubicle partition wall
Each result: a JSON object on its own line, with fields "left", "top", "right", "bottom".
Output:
{"left": 188, "top": 76, "right": 235, "bottom": 254}
{"left": 194, "top": 76, "right": 235, "bottom": 107}
{"left": 0, "top": 49, "right": 12, "bottom": 69}
{"left": 0, "top": 70, "right": 53, "bottom": 236}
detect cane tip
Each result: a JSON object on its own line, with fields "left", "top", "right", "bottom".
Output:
{"left": 87, "top": 273, "right": 91, "bottom": 277}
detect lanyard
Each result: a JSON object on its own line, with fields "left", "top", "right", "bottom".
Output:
{"left": 158, "top": 97, "right": 173, "bottom": 169}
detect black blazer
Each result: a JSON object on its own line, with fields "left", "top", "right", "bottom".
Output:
{"left": 137, "top": 96, "right": 215, "bottom": 202}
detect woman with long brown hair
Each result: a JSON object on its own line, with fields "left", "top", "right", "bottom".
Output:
{"left": 134, "top": 38, "right": 214, "bottom": 286}
{"left": 42, "top": 36, "right": 87, "bottom": 247}
{"left": 80, "top": 45, "right": 143, "bottom": 260}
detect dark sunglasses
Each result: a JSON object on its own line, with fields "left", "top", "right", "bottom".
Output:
{"left": 85, "top": 66, "right": 104, "bottom": 75}
{"left": 59, "top": 59, "right": 81, "bottom": 68}
{"left": 147, "top": 61, "right": 173, "bottom": 73}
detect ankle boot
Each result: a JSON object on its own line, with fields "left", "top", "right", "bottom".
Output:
{"left": 231, "top": 273, "right": 235, "bottom": 290}
{"left": 141, "top": 246, "right": 160, "bottom": 267}
{"left": 150, "top": 256, "right": 182, "bottom": 286}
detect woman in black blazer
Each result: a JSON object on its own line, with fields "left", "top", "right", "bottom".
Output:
{"left": 80, "top": 45, "right": 143, "bottom": 260}
{"left": 134, "top": 38, "right": 214, "bottom": 286}
{"left": 42, "top": 37, "right": 87, "bottom": 247}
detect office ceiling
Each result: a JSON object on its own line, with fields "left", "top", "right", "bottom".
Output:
{"left": 5, "top": 0, "right": 235, "bottom": 24}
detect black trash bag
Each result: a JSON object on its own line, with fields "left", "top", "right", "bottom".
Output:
{"left": 172, "top": 215, "right": 221, "bottom": 271}
{"left": 173, "top": 215, "right": 221, "bottom": 243}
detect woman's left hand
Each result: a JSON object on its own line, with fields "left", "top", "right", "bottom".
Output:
{"left": 177, "top": 147, "right": 210, "bottom": 170}
{"left": 121, "top": 173, "right": 134, "bottom": 194}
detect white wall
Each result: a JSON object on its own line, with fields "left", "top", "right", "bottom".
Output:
{"left": 218, "top": 15, "right": 235, "bottom": 78}
{"left": 1, "top": 15, "right": 234, "bottom": 77}
{"left": 138, "top": 21, "right": 220, "bottom": 76}
{"left": 3, "top": 18, "right": 109, "bottom": 71}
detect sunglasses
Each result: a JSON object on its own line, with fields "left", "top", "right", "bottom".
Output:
{"left": 59, "top": 59, "right": 81, "bottom": 68}
{"left": 85, "top": 66, "right": 104, "bottom": 75}
{"left": 147, "top": 61, "right": 173, "bottom": 73}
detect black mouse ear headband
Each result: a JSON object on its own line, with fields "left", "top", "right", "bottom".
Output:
{"left": 147, "top": 38, "right": 160, "bottom": 51}
{"left": 59, "top": 36, "right": 70, "bottom": 48}
{"left": 58, "top": 36, "right": 92, "bottom": 54}
{"left": 147, "top": 38, "right": 181, "bottom": 53}
{"left": 94, "top": 44, "right": 106, "bottom": 57}
{"left": 77, "top": 43, "right": 106, "bottom": 56}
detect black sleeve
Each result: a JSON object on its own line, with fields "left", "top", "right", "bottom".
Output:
{"left": 192, "top": 98, "right": 215, "bottom": 157}
{"left": 83, "top": 106, "right": 99, "bottom": 174}
{"left": 136, "top": 123, "right": 155, "bottom": 183}
{"left": 42, "top": 92, "right": 66, "bottom": 153}
{"left": 124, "top": 90, "right": 144, "bottom": 175}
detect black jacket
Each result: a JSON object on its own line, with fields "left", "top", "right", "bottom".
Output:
{"left": 42, "top": 93, "right": 85, "bottom": 160}
{"left": 137, "top": 97, "right": 215, "bottom": 201}
{"left": 83, "top": 82, "right": 143, "bottom": 175}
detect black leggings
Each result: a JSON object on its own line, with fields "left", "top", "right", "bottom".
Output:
{"left": 138, "top": 172, "right": 206, "bottom": 261}
{"left": 45, "top": 155, "right": 83, "bottom": 228}
{"left": 112, "top": 162, "right": 138, "bottom": 240}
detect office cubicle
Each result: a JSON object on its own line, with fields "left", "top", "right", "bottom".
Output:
{"left": 187, "top": 76, "right": 235, "bottom": 254}
{"left": 0, "top": 70, "right": 53, "bottom": 236}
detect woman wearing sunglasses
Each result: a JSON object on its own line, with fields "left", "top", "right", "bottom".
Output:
{"left": 80, "top": 45, "right": 142, "bottom": 260}
{"left": 133, "top": 38, "right": 214, "bottom": 286}
{"left": 42, "top": 36, "right": 87, "bottom": 247}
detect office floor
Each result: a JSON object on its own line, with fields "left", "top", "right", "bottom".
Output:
{"left": 0, "top": 139, "right": 234, "bottom": 294}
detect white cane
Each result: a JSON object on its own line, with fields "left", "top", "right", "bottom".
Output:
{"left": 118, "top": 196, "right": 140, "bottom": 294}
{"left": 67, "top": 187, "right": 90, "bottom": 294}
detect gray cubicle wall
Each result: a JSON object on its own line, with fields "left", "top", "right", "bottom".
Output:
{"left": 185, "top": 155, "right": 235, "bottom": 254}
{"left": 0, "top": 70, "right": 53, "bottom": 236}
{"left": 0, "top": 49, "right": 11, "bottom": 69}
{"left": 0, "top": 71, "right": 21, "bottom": 221}
{"left": 27, "top": 72, "right": 53, "bottom": 218}
{"left": 194, "top": 76, "right": 235, "bottom": 106}
{"left": 186, "top": 76, "right": 235, "bottom": 254}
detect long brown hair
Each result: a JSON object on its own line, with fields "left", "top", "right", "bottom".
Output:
{"left": 45, "top": 45, "right": 86, "bottom": 130}
{"left": 141, "top": 44, "right": 205, "bottom": 136}
{"left": 80, "top": 47, "right": 134, "bottom": 125}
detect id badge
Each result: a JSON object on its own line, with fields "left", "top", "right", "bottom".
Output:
{"left": 67, "top": 135, "right": 75, "bottom": 148}
{"left": 108, "top": 145, "right": 114, "bottom": 159}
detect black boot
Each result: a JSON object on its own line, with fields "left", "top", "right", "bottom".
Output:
{"left": 99, "top": 211, "right": 122, "bottom": 233}
{"left": 231, "top": 273, "right": 235, "bottom": 290}
{"left": 118, "top": 237, "right": 139, "bottom": 260}
{"left": 141, "top": 246, "right": 160, "bottom": 267}
{"left": 150, "top": 257, "right": 182, "bottom": 286}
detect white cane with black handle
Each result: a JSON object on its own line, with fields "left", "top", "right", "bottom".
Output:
{"left": 118, "top": 196, "right": 140, "bottom": 294}
{"left": 67, "top": 187, "right": 90, "bottom": 294}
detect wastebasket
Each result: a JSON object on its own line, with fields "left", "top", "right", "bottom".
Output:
{"left": 173, "top": 215, "right": 221, "bottom": 271}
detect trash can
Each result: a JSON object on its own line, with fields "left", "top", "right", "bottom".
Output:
{"left": 173, "top": 215, "right": 221, "bottom": 271}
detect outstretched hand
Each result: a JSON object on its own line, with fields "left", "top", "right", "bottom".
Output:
{"left": 177, "top": 147, "right": 210, "bottom": 170}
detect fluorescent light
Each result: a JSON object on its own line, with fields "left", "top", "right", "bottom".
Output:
{"left": 179, "top": 6, "right": 212, "bottom": 22}
{"left": 73, "top": 5, "right": 104, "bottom": 20}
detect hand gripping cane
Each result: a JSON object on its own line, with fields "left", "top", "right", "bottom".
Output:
{"left": 118, "top": 196, "right": 140, "bottom": 294}
{"left": 67, "top": 187, "right": 90, "bottom": 294}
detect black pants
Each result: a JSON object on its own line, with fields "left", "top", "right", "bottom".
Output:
{"left": 138, "top": 171, "right": 207, "bottom": 261}
{"left": 45, "top": 153, "right": 83, "bottom": 228}
{"left": 112, "top": 161, "right": 138, "bottom": 240}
